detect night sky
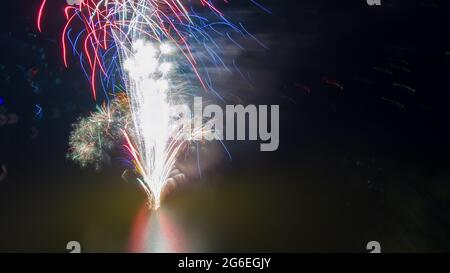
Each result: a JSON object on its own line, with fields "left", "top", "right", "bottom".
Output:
{"left": 1, "top": 0, "right": 450, "bottom": 252}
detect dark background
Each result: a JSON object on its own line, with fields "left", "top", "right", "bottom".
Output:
{"left": 1, "top": 0, "right": 450, "bottom": 252}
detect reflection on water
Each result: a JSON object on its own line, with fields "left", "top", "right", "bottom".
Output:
{"left": 126, "top": 165, "right": 450, "bottom": 253}
{"left": 129, "top": 204, "right": 199, "bottom": 253}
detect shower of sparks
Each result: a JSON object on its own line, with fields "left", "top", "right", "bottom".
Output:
{"left": 38, "top": 0, "right": 269, "bottom": 208}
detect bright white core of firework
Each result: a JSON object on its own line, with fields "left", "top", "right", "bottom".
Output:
{"left": 124, "top": 40, "right": 177, "bottom": 209}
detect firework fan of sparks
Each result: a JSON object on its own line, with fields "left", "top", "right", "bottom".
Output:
{"left": 67, "top": 93, "right": 131, "bottom": 170}
{"left": 37, "top": 0, "right": 269, "bottom": 208}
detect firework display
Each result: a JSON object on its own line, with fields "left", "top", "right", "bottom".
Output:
{"left": 37, "top": 0, "right": 266, "bottom": 208}
{"left": 67, "top": 93, "right": 130, "bottom": 170}
{"left": 3, "top": 0, "right": 450, "bottom": 256}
